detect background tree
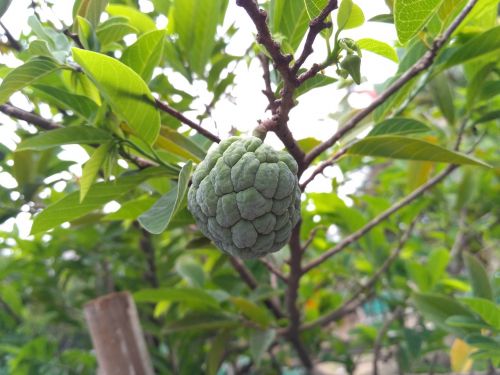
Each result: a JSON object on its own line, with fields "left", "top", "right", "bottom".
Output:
{"left": 0, "top": 0, "right": 499, "bottom": 374}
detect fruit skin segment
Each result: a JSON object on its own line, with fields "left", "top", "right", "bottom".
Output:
{"left": 187, "top": 136, "right": 301, "bottom": 259}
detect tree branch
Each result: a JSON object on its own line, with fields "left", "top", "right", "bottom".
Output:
{"left": 302, "top": 166, "right": 456, "bottom": 273}
{"left": 300, "top": 147, "right": 347, "bottom": 190}
{"left": 257, "top": 54, "right": 278, "bottom": 113}
{"left": 259, "top": 258, "right": 287, "bottom": 283}
{"left": 236, "top": 0, "right": 296, "bottom": 85}
{"left": 304, "top": 0, "right": 479, "bottom": 166}
{"left": 292, "top": 0, "right": 338, "bottom": 73}
{"left": 0, "top": 103, "right": 60, "bottom": 130}
{"left": 228, "top": 257, "right": 285, "bottom": 319}
{"left": 373, "top": 307, "right": 403, "bottom": 375}
{"left": 155, "top": 99, "right": 220, "bottom": 144}
{"left": 285, "top": 222, "right": 313, "bottom": 369}
{"left": 301, "top": 218, "right": 418, "bottom": 330}
{"left": 0, "top": 21, "right": 22, "bottom": 51}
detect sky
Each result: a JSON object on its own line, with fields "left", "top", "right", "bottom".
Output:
{"left": 0, "top": 0, "right": 397, "bottom": 239}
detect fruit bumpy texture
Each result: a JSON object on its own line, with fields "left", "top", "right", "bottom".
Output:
{"left": 187, "top": 136, "right": 301, "bottom": 259}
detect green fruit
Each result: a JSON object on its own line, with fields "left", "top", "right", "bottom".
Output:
{"left": 187, "top": 136, "right": 301, "bottom": 259}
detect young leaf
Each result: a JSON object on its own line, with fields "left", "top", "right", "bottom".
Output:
{"left": 96, "top": 19, "right": 138, "bottom": 46}
{"left": 429, "top": 72, "right": 455, "bottom": 126}
{"left": 368, "top": 118, "right": 431, "bottom": 136}
{"left": 347, "top": 136, "right": 491, "bottom": 167}
{"left": 31, "top": 167, "right": 174, "bottom": 234}
{"left": 16, "top": 126, "right": 112, "bottom": 151}
{"left": 139, "top": 161, "right": 193, "bottom": 234}
{"left": 73, "top": 0, "right": 109, "bottom": 26}
{"left": 72, "top": 48, "right": 160, "bottom": 145}
{"left": 304, "top": 0, "right": 329, "bottom": 19}
{"left": 0, "top": 57, "right": 61, "bottom": 103}
{"left": 106, "top": 4, "right": 156, "bottom": 33}
{"left": 394, "top": 0, "right": 442, "bottom": 44}
{"left": 80, "top": 141, "right": 113, "bottom": 202}
{"left": 357, "top": 38, "right": 398, "bottom": 62}
{"left": 337, "top": 0, "right": 364, "bottom": 30}
{"left": 464, "top": 254, "right": 493, "bottom": 301}
{"left": 121, "top": 29, "right": 166, "bottom": 82}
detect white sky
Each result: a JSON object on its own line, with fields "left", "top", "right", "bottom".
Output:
{"left": 0, "top": 0, "right": 397, "bottom": 238}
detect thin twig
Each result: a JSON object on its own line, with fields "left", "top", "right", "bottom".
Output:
{"left": 292, "top": 0, "right": 338, "bottom": 73}
{"left": 259, "top": 258, "right": 287, "bottom": 283}
{"left": 0, "top": 20, "right": 22, "bottom": 51}
{"left": 301, "top": 218, "right": 417, "bottom": 330}
{"left": 0, "top": 103, "right": 60, "bottom": 130}
{"left": 228, "top": 257, "right": 285, "bottom": 319}
{"left": 304, "top": 0, "right": 479, "bottom": 166}
{"left": 301, "top": 225, "right": 326, "bottom": 253}
{"left": 257, "top": 54, "right": 278, "bottom": 113}
{"left": 373, "top": 307, "right": 403, "bottom": 375}
{"left": 300, "top": 147, "right": 347, "bottom": 190}
{"left": 302, "top": 165, "right": 456, "bottom": 273}
{"left": 155, "top": 99, "right": 220, "bottom": 143}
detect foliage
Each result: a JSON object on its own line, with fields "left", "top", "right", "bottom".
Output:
{"left": 0, "top": 0, "right": 498, "bottom": 374}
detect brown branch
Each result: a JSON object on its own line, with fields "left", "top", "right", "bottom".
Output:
{"left": 229, "top": 257, "right": 285, "bottom": 319}
{"left": 0, "top": 21, "right": 22, "bottom": 51}
{"left": 257, "top": 54, "right": 278, "bottom": 113}
{"left": 259, "top": 258, "right": 287, "bottom": 283}
{"left": 373, "top": 307, "right": 403, "bottom": 375}
{"left": 292, "top": 0, "right": 338, "bottom": 73}
{"left": 304, "top": 0, "right": 479, "bottom": 166}
{"left": 301, "top": 218, "right": 418, "bottom": 331}
{"left": 285, "top": 222, "right": 313, "bottom": 369}
{"left": 301, "top": 225, "right": 327, "bottom": 253}
{"left": 300, "top": 147, "right": 347, "bottom": 190}
{"left": 138, "top": 227, "right": 159, "bottom": 288}
{"left": 302, "top": 166, "right": 456, "bottom": 273}
{"left": 236, "top": 0, "right": 296, "bottom": 85}
{"left": 0, "top": 103, "right": 60, "bottom": 130}
{"left": 155, "top": 99, "right": 220, "bottom": 144}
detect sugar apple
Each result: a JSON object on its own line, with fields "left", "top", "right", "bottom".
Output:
{"left": 187, "top": 136, "right": 301, "bottom": 259}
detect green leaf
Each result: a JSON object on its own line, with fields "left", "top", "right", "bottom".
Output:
{"left": 33, "top": 84, "right": 98, "bottom": 119}
{"left": 171, "top": 0, "right": 224, "bottom": 75}
{"left": 446, "top": 315, "right": 490, "bottom": 329}
{"left": 427, "top": 248, "right": 450, "bottom": 287}
{"left": 73, "top": 0, "right": 109, "bottom": 26}
{"left": 429, "top": 72, "right": 455, "bottom": 126}
{"left": 17, "top": 126, "right": 112, "bottom": 151}
{"left": 72, "top": 48, "right": 160, "bottom": 145}
{"left": 76, "top": 16, "right": 99, "bottom": 51}
{"left": 294, "top": 74, "right": 337, "bottom": 98}
{"left": 207, "top": 332, "right": 228, "bottom": 375}
{"left": 80, "top": 142, "right": 113, "bottom": 202}
{"left": 249, "top": 329, "right": 276, "bottom": 366}
{"left": 0, "top": 0, "right": 12, "bottom": 17}
{"left": 467, "top": 64, "right": 494, "bottom": 110}
{"left": 465, "top": 335, "right": 500, "bottom": 351}
{"left": 347, "top": 135, "right": 491, "bottom": 167}
{"left": 139, "top": 161, "right": 192, "bottom": 234}
{"left": 175, "top": 258, "right": 205, "bottom": 288}
{"left": 164, "top": 314, "right": 239, "bottom": 333}
{"left": 412, "top": 292, "right": 475, "bottom": 334}
{"left": 106, "top": 4, "right": 156, "bottom": 33}
{"left": 464, "top": 254, "right": 493, "bottom": 301}
{"left": 369, "top": 14, "right": 394, "bottom": 23}
{"left": 121, "top": 30, "right": 165, "bottom": 82}
{"left": 96, "top": 18, "right": 138, "bottom": 46}
{"left": 102, "top": 196, "right": 156, "bottom": 221}
{"left": 394, "top": 0, "right": 442, "bottom": 44}
{"left": 304, "top": 0, "right": 329, "bottom": 19}
{"left": 157, "top": 127, "right": 206, "bottom": 161}
{"left": 0, "top": 57, "right": 61, "bottom": 103}
{"left": 368, "top": 118, "right": 431, "bottom": 136}
{"left": 357, "top": 38, "right": 398, "bottom": 62}
{"left": 337, "top": 0, "right": 365, "bottom": 30}
{"left": 134, "top": 287, "right": 220, "bottom": 310}
{"left": 279, "top": 0, "right": 310, "bottom": 51}
{"left": 230, "top": 297, "right": 272, "bottom": 328}
{"left": 460, "top": 297, "right": 500, "bottom": 329}
{"left": 444, "top": 25, "right": 500, "bottom": 68}
{"left": 31, "top": 167, "right": 173, "bottom": 234}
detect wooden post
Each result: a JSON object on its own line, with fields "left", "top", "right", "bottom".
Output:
{"left": 84, "top": 292, "right": 154, "bottom": 375}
